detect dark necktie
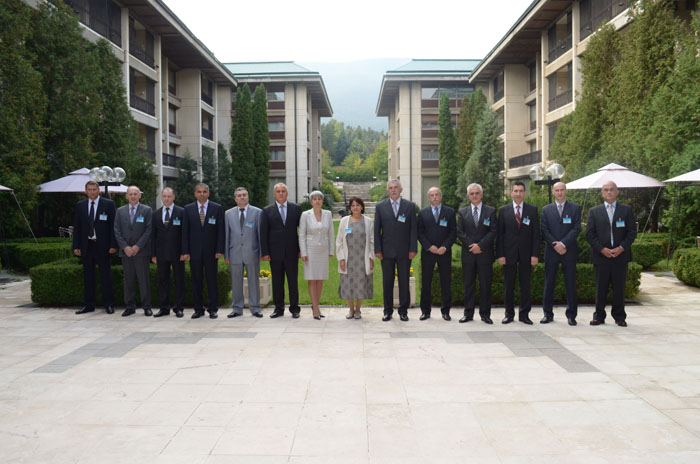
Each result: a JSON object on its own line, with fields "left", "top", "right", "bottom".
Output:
{"left": 473, "top": 206, "right": 479, "bottom": 228}
{"left": 239, "top": 208, "right": 245, "bottom": 232}
{"left": 164, "top": 207, "right": 170, "bottom": 227}
{"left": 515, "top": 205, "right": 521, "bottom": 229}
{"left": 88, "top": 201, "right": 95, "bottom": 237}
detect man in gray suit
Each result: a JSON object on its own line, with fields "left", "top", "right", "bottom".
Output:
{"left": 225, "top": 187, "right": 263, "bottom": 318}
{"left": 114, "top": 185, "right": 153, "bottom": 317}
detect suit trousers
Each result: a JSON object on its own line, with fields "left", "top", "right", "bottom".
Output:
{"left": 420, "top": 251, "right": 451, "bottom": 315}
{"left": 543, "top": 254, "right": 577, "bottom": 319}
{"left": 82, "top": 241, "right": 114, "bottom": 308}
{"left": 503, "top": 257, "right": 532, "bottom": 317}
{"left": 270, "top": 258, "right": 300, "bottom": 314}
{"left": 594, "top": 259, "right": 628, "bottom": 322}
{"left": 190, "top": 257, "right": 219, "bottom": 314}
{"left": 230, "top": 261, "right": 261, "bottom": 314}
{"left": 462, "top": 258, "right": 493, "bottom": 318}
{"left": 121, "top": 255, "right": 151, "bottom": 310}
{"left": 381, "top": 256, "right": 411, "bottom": 315}
{"left": 157, "top": 259, "right": 184, "bottom": 312}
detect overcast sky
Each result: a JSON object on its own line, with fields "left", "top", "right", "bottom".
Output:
{"left": 163, "top": 0, "right": 534, "bottom": 63}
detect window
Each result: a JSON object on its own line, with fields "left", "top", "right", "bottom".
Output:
{"left": 268, "top": 121, "right": 285, "bottom": 131}
{"left": 548, "top": 123, "right": 559, "bottom": 150}
{"left": 528, "top": 63, "right": 537, "bottom": 92}
{"left": 270, "top": 149, "right": 285, "bottom": 161}
{"left": 201, "top": 76, "right": 213, "bottom": 106}
{"left": 580, "top": 0, "right": 630, "bottom": 40}
{"left": 422, "top": 148, "right": 439, "bottom": 160}
{"left": 64, "top": 0, "right": 122, "bottom": 46}
{"left": 528, "top": 102, "right": 537, "bottom": 131}
{"left": 421, "top": 87, "right": 439, "bottom": 99}
{"left": 168, "top": 68, "right": 177, "bottom": 95}
{"left": 129, "top": 69, "right": 155, "bottom": 116}
{"left": 421, "top": 85, "right": 474, "bottom": 101}
{"left": 168, "top": 106, "right": 176, "bottom": 134}
{"left": 201, "top": 111, "right": 213, "bottom": 140}
{"left": 421, "top": 114, "right": 438, "bottom": 130}
{"left": 528, "top": 140, "right": 537, "bottom": 153}
{"left": 267, "top": 91, "right": 284, "bottom": 101}
{"left": 129, "top": 17, "right": 154, "bottom": 68}
{"left": 548, "top": 64, "right": 572, "bottom": 111}
{"left": 548, "top": 11, "right": 572, "bottom": 63}
{"left": 493, "top": 72, "right": 504, "bottom": 102}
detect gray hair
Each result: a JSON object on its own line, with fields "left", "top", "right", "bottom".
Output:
{"left": 161, "top": 187, "right": 174, "bottom": 196}
{"left": 467, "top": 183, "right": 483, "bottom": 194}
{"left": 194, "top": 183, "right": 209, "bottom": 192}
{"left": 235, "top": 187, "right": 248, "bottom": 194}
{"left": 427, "top": 186, "right": 442, "bottom": 195}
{"left": 273, "top": 183, "right": 288, "bottom": 191}
{"left": 309, "top": 190, "right": 324, "bottom": 200}
{"left": 387, "top": 178, "right": 401, "bottom": 188}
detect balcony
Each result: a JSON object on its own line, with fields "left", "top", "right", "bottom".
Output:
{"left": 494, "top": 89, "right": 504, "bottom": 102}
{"left": 268, "top": 101, "right": 284, "bottom": 110}
{"left": 162, "top": 153, "right": 178, "bottom": 167}
{"left": 269, "top": 131, "right": 285, "bottom": 140}
{"left": 129, "top": 43, "right": 154, "bottom": 68}
{"left": 138, "top": 147, "right": 155, "bottom": 162}
{"left": 130, "top": 94, "right": 155, "bottom": 116}
{"left": 509, "top": 150, "right": 542, "bottom": 169}
{"left": 421, "top": 129, "right": 438, "bottom": 139}
{"left": 201, "top": 93, "right": 213, "bottom": 106}
{"left": 548, "top": 35, "right": 572, "bottom": 63}
{"left": 65, "top": 0, "right": 121, "bottom": 46}
{"left": 421, "top": 159, "right": 439, "bottom": 169}
{"left": 548, "top": 90, "right": 573, "bottom": 112}
{"left": 497, "top": 124, "right": 504, "bottom": 136}
{"left": 201, "top": 127, "right": 213, "bottom": 140}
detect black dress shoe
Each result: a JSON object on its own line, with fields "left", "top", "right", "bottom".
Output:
{"left": 228, "top": 311, "right": 242, "bottom": 318}
{"left": 144, "top": 308, "right": 153, "bottom": 317}
{"left": 76, "top": 307, "right": 95, "bottom": 315}
{"left": 191, "top": 312, "right": 204, "bottom": 319}
{"left": 291, "top": 312, "right": 300, "bottom": 319}
{"left": 540, "top": 315, "right": 554, "bottom": 324}
{"left": 442, "top": 313, "right": 451, "bottom": 321}
{"left": 567, "top": 318, "right": 577, "bottom": 326}
{"left": 399, "top": 314, "right": 409, "bottom": 322}
{"left": 313, "top": 315, "right": 321, "bottom": 320}
{"left": 519, "top": 316, "right": 533, "bottom": 325}
{"left": 419, "top": 313, "right": 430, "bottom": 321}
{"left": 459, "top": 315, "right": 473, "bottom": 323}
{"left": 153, "top": 310, "right": 170, "bottom": 318}
{"left": 174, "top": 310, "right": 183, "bottom": 318}
{"left": 481, "top": 316, "right": 493, "bottom": 324}
{"left": 269, "top": 311, "right": 284, "bottom": 318}
{"left": 502, "top": 316, "right": 514, "bottom": 324}
{"left": 122, "top": 308, "right": 135, "bottom": 317}
{"left": 252, "top": 312, "right": 263, "bottom": 318}
{"left": 382, "top": 314, "right": 392, "bottom": 321}
{"left": 615, "top": 320, "right": 627, "bottom": 327}
{"left": 589, "top": 319, "right": 605, "bottom": 326}
{"left": 105, "top": 306, "right": 114, "bottom": 315}
{"left": 209, "top": 313, "right": 218, "bottom": 319}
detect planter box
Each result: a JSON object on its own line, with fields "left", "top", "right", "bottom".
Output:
{"left": 392, "top": 276, "right": 416, "bottom": 307}
{"left": 243, "top": 277, "right": 271, "bottom": 307}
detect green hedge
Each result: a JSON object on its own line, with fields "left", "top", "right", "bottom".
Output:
{"left": 30, "top": 258, "right": 232, "bottom": 307}
{"left": 431, "top": 261, "right": 642, "bottom": 305}
{"left": 630, "top": 242, "right": 663, "bottom": 269}
{"left": 672, "top": 248, "right": 700, "bottom": 288}
{"left": 1, "top": 240, "right": 73, "bottom": 271}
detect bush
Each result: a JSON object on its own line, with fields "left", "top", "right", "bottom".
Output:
{"left": 630, "top": 241, "right": 663, "bottom": 269}
{"left": 30, "top": 258, "right": 232, "bottom": 306}
{"left": 1, "top": 240, "right": 73, "bottom": 270}
{"left": 672, "top": 248, "right": 700, "bottom": 288}
{"left": 321, "top": 178, "right": 342, "bottom": 206}
{"left": 430, "top": 261, "right": 642, "bottom": 305}
{"left": 369, "top": 182, "right": 387, "bottom": 202}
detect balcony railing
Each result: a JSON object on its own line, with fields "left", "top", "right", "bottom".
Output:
{"left": 530, "top": 119, "right": 537, "bottom": 131}
{"left": 509, "top": 150, "right": 542, "bottom": 169}
{"left": 201, "top": 127, "right": 213, "bottom": 140}
{"left": 497, "top": 124, "right": 505, "bottom": 136}
{"left": 65, "top": 0, "right": 121, "bottom": 46}
{"left": 138, "top": 148, "right": 155, "bottom": 161}
{"left": 130, "top": 94, "right": 155, "bottom": 116}
{"left": 162, "top": 153, "right": 178, "bottom": 167}
{"left": 548, "top": 35, "right": 572, "bottom": 63}
{"left": 201, "top": 93, "right": 213, "bottom": 106}
{"left": 548, "top": 90, "right": 573, "bottom": 112}
{"left": 129, "top": 43, "right": 154, "bottom": 68}
{"left": 494, "top": 89, "right": 504, "bottom": 102}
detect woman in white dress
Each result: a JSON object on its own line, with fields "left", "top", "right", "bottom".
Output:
{"left": 299, "top": 190, "right": 334, "bottom": 319}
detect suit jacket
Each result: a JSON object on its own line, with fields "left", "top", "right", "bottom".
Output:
{"left": 224, "top": 205, "right": 262, "bottom": 264}
{"left": 417, "top": 205, "right": 456, "bottom": 253}
{"left": 541, "top": 201, "right": 581, "bottom": 261}
{"left": 496, "top": 202, "right": 540, "bottom": 262}
{"left": 151, "top": 205, "right": 184, "bottom": 262}
{"left": 299, "top": 209, "right": 334, "bottom": 257}
{"left": 181, "top": 201, "right": 225, "bottom": 260}
{"left": 586, "top": 202, "right": 636, "bottom": 264}
{"left": 72, "top": 196, "right": 117, "bottom": 255}
{"left": 374, "top": 197, "right": 418, "bottom": 259}
{"left": 260, "top": 201, "right": 302, "bottom": 261}
{"left": 114, "top": 203, "right": 152, "bottom": 258}
{"left": 456, "top": 203, "right": 497, "bottom": 262}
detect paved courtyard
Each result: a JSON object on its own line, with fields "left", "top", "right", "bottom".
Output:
{"left": 1, "top": 273, "right": 700, "bottom": 463}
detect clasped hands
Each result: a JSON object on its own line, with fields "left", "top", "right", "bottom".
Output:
{"left": 601, "top": 246, "right": 623, "bottom": 258}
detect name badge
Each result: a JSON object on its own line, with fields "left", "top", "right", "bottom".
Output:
{"left": 483, "top": 218, "right": 491, "bottom": 227}
{"left": 439, "top": 219, "right": 448, "bottom": 227}
{"left": 245, "top": 221, "right": 254, "bottom": 228}
{"left": 172, "top": 218, "right": 181, "bottom": 226}
{"left": 522, "top": 217, "right": 531, "bottom": 226}
{"left": 616, "top": 220, "right": 625, "bottom": 228}
{"left": 208, "top": 217, "right": 216, "bottom": 225}
{"left": 136, "top": 216, "right": 144, "bottom": 223}
{"left": 562, "top": 217, "right": 572, "bottom": 224}
{"left": 345, "top": 227, "right": 352, "bottom": 234}
{"left": 397, "top": 215, "right": 406, "bottom": 223}
{"left": 99, "top": 214, "right": 108, "bottom": 221}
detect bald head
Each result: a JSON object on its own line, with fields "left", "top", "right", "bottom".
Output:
{"left": 552, "top": 182, "right": 567, "bottom": 203}
{"left": 601, "top": 181, "right": 619, "bottom": 204}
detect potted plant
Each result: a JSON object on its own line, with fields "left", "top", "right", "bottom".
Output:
{"left": 243, "top": 269, "right": 271, "bottom": 307}
{"left": 392, "top": 266, "right": 416, "bottom": 307}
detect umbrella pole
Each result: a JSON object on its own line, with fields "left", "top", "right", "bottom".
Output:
{"left": 11, "top": 191, "right": 38, "bottom": 244}
{"left": 640, "top": 186, "right": 663, "bottom": 239}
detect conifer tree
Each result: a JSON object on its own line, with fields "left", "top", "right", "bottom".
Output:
{"left": 438, "top": 93, "right": 460, "bottom": 208}
{"left": 457, "top": 88, "right": 487, "bottom": 164}
{"left": 464, "top": 109, "right": 504, "bottom": 206}
{"left": 252, "top": 85, "right": 270, "bottom": 207}
{"left": 230, "top": 84, "right": 256, "bottom": 194}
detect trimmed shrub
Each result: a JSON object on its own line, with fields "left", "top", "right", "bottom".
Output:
{"left": 630, "top": 242, "right": 663, "bottom": 269}
{"left": 30, "top": 258, "right": 232, "bottom": 306}
{"left": 1, "top": 240, "right": 73, "bottom": 270}
{"left": 431, "top": 261, "right": 642, "bottom": 305}
{"left": 672, "top": 248, "right": 700, "bottom": 288}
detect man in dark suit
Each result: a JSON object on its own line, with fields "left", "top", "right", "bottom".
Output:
{"left": 496, "top": 181, "right": 540, "bottom": 325}
{"left": 456, "top": 183, "right": 498, "bottom": 324}
{"left": 151, "top": 187, "right": 185, "bottom": 318}
{"left": 182, "top": 183, "right": 225, "bottom": 319}
{"left": 260, "top": 183, "right": 302, "bottom": 318}
{"left": 585, "top": 181, "right": 636, "bottom": 327}
{"left": 114, "top": 185, "right": 153, "bottom": 317}
{"left": 374, "top": 179, "right": 417, "bottom": 322}
{"left": 417, "top": 187, "right": 456, "bottom": 321}
{"left": 72, "top": 180, "right": 117, "bottom": 315}
{"left": 541, "top": 182, "right": 581, "bottom": 326}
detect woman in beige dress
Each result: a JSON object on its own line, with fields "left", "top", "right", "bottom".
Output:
{"left": 299, "top": 190, "right": 334, "bottom": 319}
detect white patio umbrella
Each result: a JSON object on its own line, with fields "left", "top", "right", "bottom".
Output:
{"left": 566, "top": 163, "right": 665, "bottom": 189}
{"left": 0, "top": 184, "right": 11, "bottom": 191}
{"left": 38, "top": 168, "right": 128, "bottom": 194}
{"left": 0, "top": 184, "right": 37, "bottom": 243}
{"left": 664, "top": 168, "right": 700, "bottom": 183}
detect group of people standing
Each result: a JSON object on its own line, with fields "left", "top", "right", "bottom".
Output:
{"left": 72, "top": 176, "right": 636, "bottom": 327}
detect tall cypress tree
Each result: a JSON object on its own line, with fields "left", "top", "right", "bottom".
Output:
{"left": 215, "top": 142, "right": 236, "bottom": 210}
{"left": 464, "top": 109, "right": 504, "bottom": 206}
{"left": 457, "top": 88, "right": 487, "bottom": 164}
{"left": 438, "top": 93, "right": 459, "bottom": 208}
{"left": 251, "top": 85, "right": 270, "bottom": 207}
{"left": 230, "top": 84, "right": 256, "bottom": 193}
